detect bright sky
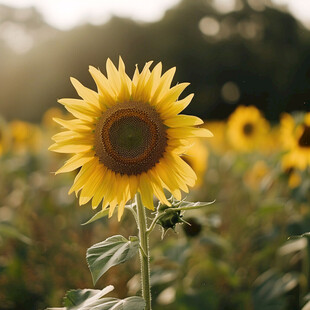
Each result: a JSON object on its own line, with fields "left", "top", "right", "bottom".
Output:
{"left": 0, "top": 0, "right": 310, "bottom": 30}
{"left": 0, "top": 0, "right": 180, "bottom": 29}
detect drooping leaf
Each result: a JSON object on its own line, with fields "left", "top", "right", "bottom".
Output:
{"left": 176, "top": 200, "right": 216, "bottom": 211}
{"left": 0, "top": 222, "right": 32, "bottom": 244}
{"left": 81, "top": 209, "right": 110, "bottom": 226}
{"left": 46, "top": 286, "right": 145, "bottom": 310}
{"left": 86, "top": 235, "right": 139, "bottom": 284}
{"left": 302, "top": 300, "right": 310, "bottom": 310}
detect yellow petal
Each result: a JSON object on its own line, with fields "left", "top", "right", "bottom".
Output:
{"left": 49, "top": 142, "right": 93, "bottom": 154}
{"left": 150, "top": 62, "right": 162, "bottom": 96}
{"left": 51, "top": 130, "right": 89, "bottom": 143}
{"left": 129, "top": 174, "right": 139, "bottom": 198}
{"left": 162, "top": 94, "right": 194, "bottom": 119}
{"left": 139, "top": 173, "right": 154, "bottom": 210}
{"left": 167, "top": 153, "right": 196, "bottom": 187}
{"left": 70, "top": 78, "right": 100, "bottom": 108}
{"left": 118, "top": 56, "right": 131, "bottom": 102}
{"left": 79, "top": 165, "right": 106, "bottom": 206}
{"left": 106, "top": 58, "right": 121, "bottom": 95}
{"left": 156, "top": 83, "right": 189, "bottom": 111}
{"left": 147, "top": 170, "right": 171, "bottom": 206}
{"left": 164, "top": 115, "right": 203, "bottom": 127}
{"left": 60, "top": 104, "right": 96, "bottom": 122}
{"left": 167, "top": 127, "right": 213, "bottom": 139}
{"left": 89, "top": 66, "right": 116, "bottom": 107}
{"left": 53, "top": 118, "right": 93, "bottom": 132}
{"left": 132, "top": 61, "right": 153, "bottom": 101}
{"left": 58, "top": 98, "right": 101, "bottom": 117}
{"left": 92, "top": 169, "right": 112, "bottom": 208}
{"left": 108, "top": 199, "right": 118, "bottom": 218}
{"left": 132, "top": 65, "right": 140, "bottom": 86}
{"left": 55, "top": 152, "right": 95, "bottom": 174}
{"left": 68, "top": 158, "right": 98, "bottom": 194}
{"left": 117, "top": 200, "right": 126, "bottom": 221}
{"left": 150, "top": 67, "right": 176, "bottom": 105}
{"left": 152, "top": 161, "right": 179, "bottom": 195}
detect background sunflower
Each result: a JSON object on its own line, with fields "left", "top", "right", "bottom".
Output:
{"left": 227, "top": 105, "right": 270, "bottom": 152}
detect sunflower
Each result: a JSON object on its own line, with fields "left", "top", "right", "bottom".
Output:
{"left": 243, "top": 160, "right": 270, "bottom": 191}
{"left": 49, "top": 58, "right": 212, "bottom": 220}
{"left": 280, "top": 112, "right": 310, "bottom": 171}
{"left": 227, "top": 105, "right": 269, "bottom": 152}
{"left": 281, "top": 154, "right": 302, "bottom": 189}
{"left": 204, "top": 121, "right": 227, "bottom": 154}
{"left": 10, "top": 120, "right": 42, "bottom": 155}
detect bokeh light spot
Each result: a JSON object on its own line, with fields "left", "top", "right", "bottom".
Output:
{"left": 221, "top": 81, "right": 240, "bottom": 103}
{"left": 199, "top": 17, "right": 220, "bottom": 36}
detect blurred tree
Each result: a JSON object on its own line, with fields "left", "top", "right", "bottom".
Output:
{"left": 0, "top": 0, "right": 310, "bottom": 122}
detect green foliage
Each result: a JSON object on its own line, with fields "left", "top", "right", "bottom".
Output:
{"left": 82, "top": 209, "right": 110, "bottom": 226}
{"left": 86, "top": 235, "right": 139, "bottom": 285}
{"left": 47, "top": 286, "right": 145, "bottom": 310}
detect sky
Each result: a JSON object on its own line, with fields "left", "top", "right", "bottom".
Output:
{"left": 0, "top": 0, "right": 310, "bottom": 30}
{"left": 0, "top": 0, "right": 180, "bottom": 30}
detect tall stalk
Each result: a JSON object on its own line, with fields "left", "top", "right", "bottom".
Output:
{"left": 135, "top": 193, "right": 152, "bottom": 310}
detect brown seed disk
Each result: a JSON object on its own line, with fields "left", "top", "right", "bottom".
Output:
{"left": 242, "top": 123, "right": 254, "bottom": 136}
{"left": 94, "top": 101, "right": 167, "bottom": 175}
{"left": 298, "top": 125, "right": 310, "bottom": 148}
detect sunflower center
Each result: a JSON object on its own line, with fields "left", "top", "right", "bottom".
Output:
{"left": 298, "top": 125, "right": 310, "bottom": 148}
{"left": 243, "top": 123, "right": 254, "bottom": 136}
{"left": 95, "top": 101, "right": 167, "bottom": 175}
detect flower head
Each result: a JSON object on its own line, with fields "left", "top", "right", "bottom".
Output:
{"left": 49, "top": 58, "right": 212, "bottom": 220}
{"left": 280, "top": 112, "right": 310, "bottom": 171}
{"left": 227, "top": 105, "right": 269, "bottom": 152}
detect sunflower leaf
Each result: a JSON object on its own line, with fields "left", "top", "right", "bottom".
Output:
{"left": 81, "top": 209, "right": 110, "bottom": 226}
{"left": 86, "top": 235, "right": 139, "bottom": 285}
{"left": 175, "top": 200, "right": 216, "bottom": 211}
{"left": 46, "top": 286, "right": 145, "bottom": 310}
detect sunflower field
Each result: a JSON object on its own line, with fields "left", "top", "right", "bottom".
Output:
{"left": 0, "top": 102, "right": 309, "bottom": 310}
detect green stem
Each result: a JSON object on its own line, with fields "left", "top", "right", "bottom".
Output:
{"left": 135, "top": 193, "right": 152, "bottom": 310}
{"left": 147, "top": 213, "right": 164, "bottom": 236}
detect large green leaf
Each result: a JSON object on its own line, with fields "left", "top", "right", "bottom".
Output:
{"left": 86, "top": 235, "right": 139, "bottom": 285}
{"left": 46, "top": 286, "right": 145, "bottom": 310}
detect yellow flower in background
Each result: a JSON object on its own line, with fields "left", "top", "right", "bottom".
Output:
{"left": 227, "top": 105, "right": 269, "bottom": 152}
{"left": 280, "top": 112, "right": 310, "bottom": 170}
{"left": 204, "top": 121, "right": 227, "bottom": 154}
{"left": 42, "top": 107, "right": 70, "bottom": 129}
{"left": 181, "top": 138, "right": 208, "bottom": 188}
{"left": 49, "top": 57, "right": 213, "bottom": 220}
{"left": 243, "top": 160, "right": 270, "bottom": 190}
{"left": 281, "top": 154, "right": 302, "bottom": 188}
{"left": 280, "top": 113, "right": 296, "bottom": 150}
{"left": 10, "top": 120, "right": 42, "bottom": 154}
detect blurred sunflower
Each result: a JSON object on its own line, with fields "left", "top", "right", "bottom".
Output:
{"left": 204, "top": 121, "right": 227, "bottom": 154}
{"left": 227, "top": 105, "right": 269, "bottom": 152}
{"left": 243, "top": 160, "right": 270, "bottom": 190}
{"left": 181, "top": 138, "right": 208, "bottom": 188}
{"left": 10, "top": 120, "right": 42, "bottom": 154}
{"left": 49, "top": 57, "right": 212, "bottom": 220}
{"left": 42, "top": 107, "right": 70, "bottom": 130}
{"left": 281, "top": 154, "right": 302, "bottom": 189}
{"left": 280, "top": 112, "right": 310, "bottom": 170}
